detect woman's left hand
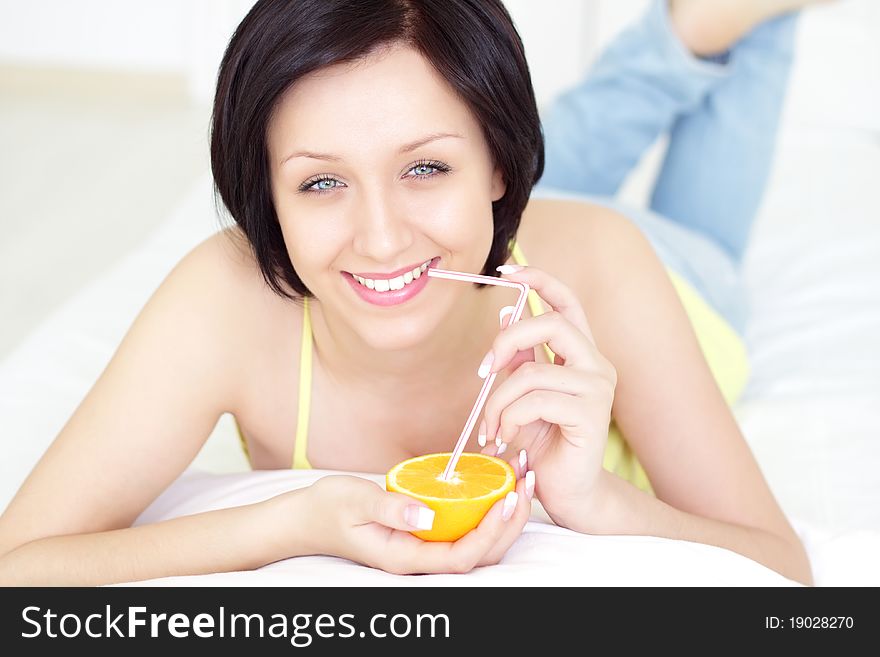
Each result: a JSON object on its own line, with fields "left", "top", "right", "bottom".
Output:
{"left": 477, "top": 264, "right": 617, "bottom": 529}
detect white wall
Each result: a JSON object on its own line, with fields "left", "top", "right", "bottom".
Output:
{"left": 0, "top": 0, "right": 650, "bottom": 108}
{"left": 502, "top": 0, "right": 598, "bottom": 109}
{"left": 0, "top": 0, "right": 188, "bottom": 72}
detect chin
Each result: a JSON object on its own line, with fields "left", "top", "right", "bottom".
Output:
{"left": 357, "top": 313, "right": 438, "bottom": 352}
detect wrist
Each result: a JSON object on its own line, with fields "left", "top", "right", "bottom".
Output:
{"left": 551, "top": 469, "right": 616, "bottom": 535}
{"left": 257, "top": 486, "right": 319, "bottom": 564}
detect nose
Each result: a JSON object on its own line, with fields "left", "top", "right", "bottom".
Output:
{"left": 351, "top": 185, "right": 414, "bottom": 263}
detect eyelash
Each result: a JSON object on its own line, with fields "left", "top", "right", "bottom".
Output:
{"left": 296, "top": 159, "right": 452, "bottom": 195}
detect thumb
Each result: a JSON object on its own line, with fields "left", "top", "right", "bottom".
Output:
{"left": 367, "top": 488, "right": 436, "bottom": 532}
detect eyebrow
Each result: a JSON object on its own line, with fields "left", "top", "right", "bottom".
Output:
{"left": 279, "top": 132, "right": 463, "bottom": 167}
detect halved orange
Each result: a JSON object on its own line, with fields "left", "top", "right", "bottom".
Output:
{"left": 386, "top": 452, "right": 515, "bottom": 542}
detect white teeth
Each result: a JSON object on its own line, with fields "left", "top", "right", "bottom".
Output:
{"left": 353, "top": 259, "right": 433, "bottom": 292}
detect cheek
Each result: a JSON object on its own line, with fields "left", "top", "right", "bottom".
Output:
{"left": 276, "top": 210, "right": 346, "bottom": 288}
{"left": 413, "top": 179, "right": 495, "bottom": 251}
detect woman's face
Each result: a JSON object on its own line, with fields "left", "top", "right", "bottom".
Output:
{"left": 267, "top": 43, "right": 506, "bottom": 351}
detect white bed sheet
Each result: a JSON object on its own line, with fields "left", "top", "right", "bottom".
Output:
{"left": 2, "top": 1, "right": 878, "bottom": 586}
{"left": 123, "top": 468, "right": 801, "bottom": 587}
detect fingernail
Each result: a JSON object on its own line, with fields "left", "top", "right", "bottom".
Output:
{"left": 525, "top": 470, "right": 535, "bottom": 499}
{"left": 502, "top": 491, "right": 518, "bottom": 521}
{"left": 405, "top": 505, "right": 435, "bottom": 530}
{"left": 498, "top": 305, "right": 515, "bottom": 327}
{"left": 496, "top": 264, "right": 525, "bottom": 274}
{"left": 495, "top": 435, "right": 502, "bottom": 448}
{"left": 477, "top": 351, "right": 494, "bottom": 379}
{"left": 496, "top": 442, "right": 507, "bottom": 456}
{"left": 477, "top": 420, "right": 486, "bottom": 447}
{"left": 518, "top": 449, "right": 527, "bottom": 473}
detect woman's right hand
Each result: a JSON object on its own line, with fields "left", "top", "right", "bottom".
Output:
{"left": 286, "top": 474, "right": 533, "bottom": 575}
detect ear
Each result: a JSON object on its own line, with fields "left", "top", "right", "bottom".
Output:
{"left": 490, "top": 166, "right": 506, "bottom": 202}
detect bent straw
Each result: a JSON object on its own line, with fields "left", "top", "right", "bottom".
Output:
{"left": 425, "top": 267, "right": 530, "bottom": 482}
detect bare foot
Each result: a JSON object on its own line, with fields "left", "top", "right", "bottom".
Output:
{"left": 669, "top": 0, "right": 834, "bottom": 56}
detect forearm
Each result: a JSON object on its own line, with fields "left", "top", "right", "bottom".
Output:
{"left": 567, "top": 470, "right": 814, "bottom": 586}
{"left": 0, "top": 490, "right": 311, "bottom": 586}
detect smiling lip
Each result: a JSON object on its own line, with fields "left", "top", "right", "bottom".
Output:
{"left": 344, "top": 256, "right": 439, "bottom": 307}
{"left": 349, "top": 257, "right": 437, "bottom": 280}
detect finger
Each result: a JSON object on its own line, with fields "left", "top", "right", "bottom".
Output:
{"left": 499, "top": 305, "right": 516, "bottom": 329}
{"left": 444, "top": 489, "right": 522, "bottom": 569}
{"left": 496, "top": 304, "right": 533, "bottom": 374}
{"left": 478, "top": 415, "right": 520, "bottom": 455}
{"left": 482, "top": 361, "right": 594, "bottom": 448}
{"left": 370, "top": 461, "right": 528, "bottom": 575}
{"left": 384, "top": 491, "right": 521, "bottom": 575}
{"left": 495, "top": 389, "right": 597, "bottom": 448}
{"left": 499, "top": 345, "right": 535, "bottom": 374}
{"left": 513, "top": 448, "right": 528, "bottom": 479}
{"left": 497, "top": 264, "right": 595, "bottom": 340}
{"left": 362, "top": 485, "right": 437, "bottom": 533}
{"left": 482, "top": 311, "right": 602, "bottom": 377}
{"left": 477, "top": 474, "right": 534, "bottom": 567}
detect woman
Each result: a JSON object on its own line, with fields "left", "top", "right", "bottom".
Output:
{"left": 0, "top": 0, "right": 814, "bottom": 585}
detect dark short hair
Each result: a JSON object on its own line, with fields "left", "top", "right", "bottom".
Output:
{"left": 210, "top": 0, "right": 544, "bottom": 300}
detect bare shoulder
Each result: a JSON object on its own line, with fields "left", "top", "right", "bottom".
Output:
{"left": 171, "top": 226, "right": 264, "bottom": 303}
{"left": 174, "top": 226, "right": 298, "bottom": 322}
{"left": 516, "top": 195, "right": 679, "bottom": 371}
{"left": 156, "top": 228, "right": 258, "bottom": 380}
{"left": 516, "top": 197, "right": 652, "bottom": 294}
{"left": 168, "top": 226, "right": 303, "bottom": 402}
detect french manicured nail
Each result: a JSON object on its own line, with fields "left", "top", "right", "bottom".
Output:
{"left": 405, "top": 505, "right": 435, "bottom": 530}
{"left": 525, "top": 470, "right": 535, "bottom": 499}
{"left": 477, "top": 351, "right": 494, "bottom": 379}
{"left": 477, "top": 420, "right": 486, "bottom": 448}
{"left": 518, "top": 449, "right": 527, "bottom": 473}
{"left": 502, "top": 491, "right": 518, "bottom": 521}
{"left": 499, "top": 305, "right": 515, "bottom": 327}
{"left": 496, "top": 264, "right": 525, "bottom": 274}
{"left": 496, "top": 442, "right": 507, "bottom": 456}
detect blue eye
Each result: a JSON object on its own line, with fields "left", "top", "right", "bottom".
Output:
{"left": 297, "top": 160, "right": 451, "bottom": 195}
{"left": 313, "top": 179, "right": 339, "bottom": 191}
{"left": 298, "top": 175, "right": 344, "bottom": 195}
{"left": 408, "top": 160, "right": 451, "bottom": 180}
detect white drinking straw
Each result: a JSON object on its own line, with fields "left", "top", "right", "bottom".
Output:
{"left": 425, "top": 267, "right": 530, "bottom": 481}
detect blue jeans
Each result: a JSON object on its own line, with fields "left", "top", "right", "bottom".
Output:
{"left": 534, "top": 0, "right": 798, "bottom": 335}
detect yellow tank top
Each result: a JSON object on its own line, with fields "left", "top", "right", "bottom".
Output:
{"left": 236, "top": 240, "right": 750, "bottom": 493}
